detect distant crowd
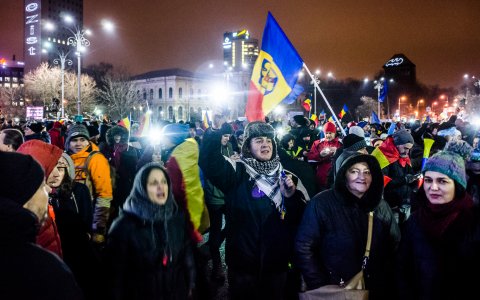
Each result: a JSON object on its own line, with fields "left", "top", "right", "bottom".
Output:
{"left": 1, "top": 112, "right": 480, "bottom": 300}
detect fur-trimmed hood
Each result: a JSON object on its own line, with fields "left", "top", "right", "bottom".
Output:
{"left": 106, "top": 125, "right": 129, "bottom": 146}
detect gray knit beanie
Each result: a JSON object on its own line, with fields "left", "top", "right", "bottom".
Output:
{"left": 65, "top": 124, "right": 90, "bottom": 149}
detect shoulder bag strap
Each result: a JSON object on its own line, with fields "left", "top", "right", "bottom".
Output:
{"left": 362, "top": 211, "right": 374, "bottom": 269}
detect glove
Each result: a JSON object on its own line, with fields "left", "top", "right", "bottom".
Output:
{"left": 405, "top": 173, "right": 422, "bottom": 184}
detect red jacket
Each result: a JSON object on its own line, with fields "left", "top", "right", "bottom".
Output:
{"left": 307, "top": 137, "right": 342, "bottom": 188}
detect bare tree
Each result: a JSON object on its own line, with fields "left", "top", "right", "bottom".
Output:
{"left": 24, "top": 62, "right": 99, "bottom": 117}
{"left": 63, "top": 71, "right": 98, "bottom": 115}
{"left": 355, "top": 96, "right": 385, "bottom": 120}
{"left": 97, "top": 69, "right": 140, "bottom": 119}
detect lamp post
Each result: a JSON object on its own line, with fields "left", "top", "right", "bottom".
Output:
{"left": 52, "top": 52, "right": 73, "bottom": 118}
{"left": 398, "top": 96, "right": 406, "bottom": 120}
{"left": 66, "top": 27, "right": 90, "bottom": 116}
{"left": 374, "top": 79, "right": 383, "bottom": 118}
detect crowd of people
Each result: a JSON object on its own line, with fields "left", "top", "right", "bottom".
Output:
{"left": 1, "top": 113, "right": 480, "bottom": 300}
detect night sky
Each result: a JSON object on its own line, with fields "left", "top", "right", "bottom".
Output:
{"left": 2, "top": 0, "right": 480, "bottom": 88}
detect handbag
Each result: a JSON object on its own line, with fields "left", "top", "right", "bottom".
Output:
{"left": 299, "top": 211, "right": 374, "bottom": 300}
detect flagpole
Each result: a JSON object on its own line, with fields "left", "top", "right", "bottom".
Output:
{"left": 303, "top": 63, "right": 346, "bottom": 136}
{"left": 126, "top": 112, "right": 131, "bottom": 151}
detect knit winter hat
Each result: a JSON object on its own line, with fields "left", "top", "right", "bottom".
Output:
{"left": 17, "top": 140, "right": 63, "bottom": 178}
{"left": 393, "top": 129, "right": 414, "bottom": 146}
{"left": 348, "top": 125, "right": 365, "bottom": 138}
{"left": 241, "top": 121, "right": 277, "bottom": 158}
{"left": 342, "top": 134, "right": 367, "bottom": 152}
{"left": 65, "top": 124, "right": 90, "bottom": 148}
{"left": 323, "top": 122, "right": 336, "bottom": 133}
{"left": 27, "top": 122, "right": 45, "bottom": 134}
{"left": 60, "top": 153, "right": 75, "bottom": 180}
{"left": 424, "top": 151, "right": 466, "bottom": 189}
{"left": 0, "top": 151, "right": 44, "bottom": 205}
{"left": 293, "top": 115, "right": 308, "bottom": 127}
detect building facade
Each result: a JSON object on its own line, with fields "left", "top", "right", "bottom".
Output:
{"left": 131, "top": 68, "right": 216, "bottom": 123}
{"left": 0, "top": 58, "right": 26, "bottom": 119}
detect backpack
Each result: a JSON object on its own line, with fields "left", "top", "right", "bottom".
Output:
{"left": 74, "top": 151, "right": 117, "bottom": 200}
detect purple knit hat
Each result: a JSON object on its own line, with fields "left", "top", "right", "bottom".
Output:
{"left": 423, "top": 151, "right": 466, "bottom": 189}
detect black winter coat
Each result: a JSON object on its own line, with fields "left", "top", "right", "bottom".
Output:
{"left": 200, "top": 130, "right": 308, "bottom": 274}
{"left": 383, "top": 160, "right": 415, "bottom": 208}
{"left": 295, "top": 153, "right": 400, "bottom": 300}
{"left": 105, "top": 210, "right": 195, "bottom": 300}
{"left": 396, "top": 193, "right": 480, "bottom": 300}
{"left": 0, "top": 197, "right": 83, "bottom": 300}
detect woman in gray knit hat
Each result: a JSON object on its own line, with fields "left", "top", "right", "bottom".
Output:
{"left": 200, "top": 121, "right": 309, "bottom": 299}
{"left": 397, "top": 149, "right": 480, "bottom": 299}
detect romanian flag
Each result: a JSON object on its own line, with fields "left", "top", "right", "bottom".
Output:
{"left": 310, "top": 113, "right": 318, "bottom": 126}
{"left": 118, "top": 116, "right": 131, "bottom": 131}
{"left": 245, "top": 12, "right": 303, "bottom": 122}
{"left": 137, "top": 111, "right": 151, "bottom": 137}
{"left": 338, "top": 104, "right": 349, "bottom": 119}
{"left": 328, "top": 116, "right": 334, "bottom": 122}
{"left": 202, "top": 110, "right": 210, "bottom": 129}
{"left": 166, "top": 138, "right": 208, "bottom": 242}
{"left": 302, "top": 99, "right": 312, "bottom": 111}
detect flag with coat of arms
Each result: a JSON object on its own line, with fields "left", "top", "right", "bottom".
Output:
{"left": 245, "top": 12, "right": 304, "bottom": 122}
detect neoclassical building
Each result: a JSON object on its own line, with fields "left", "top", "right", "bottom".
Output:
{"left": 131, "top": 68, "right": 250, "bottom": 122}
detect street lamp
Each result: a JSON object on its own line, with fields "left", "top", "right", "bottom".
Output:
{"left": 374, "top": 79, "right": 384, "bottom": 118}
{"left": 42, "top": 40, "right": 73, "bottom": 119}
{"left": 53, "top": 52, "right": 72, "bottom": 118}
{"left": 66, "top": 25, "right": 90, "bottom": 117}
{"left": 398, "top": 96, "right": 406, "bottom": 119}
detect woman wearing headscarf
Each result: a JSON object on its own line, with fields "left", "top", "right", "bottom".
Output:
{"left": 105, "top": 163, "right": 195, "bottom": 300}
{"left": 295, "top": 152, "right": 400, "bottom": 300}
{"left": 396, "top": 150, "right": 480, "bottom": 299}
{"left": 200, "top": 121, "right": 309, "bottom": 299}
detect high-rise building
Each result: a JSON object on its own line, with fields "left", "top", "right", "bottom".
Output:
{"left": 222, "top": 30, "right": 259, "bottom": 72}
{"left": 23, "top": 0, "right": 83, "bottom": 73}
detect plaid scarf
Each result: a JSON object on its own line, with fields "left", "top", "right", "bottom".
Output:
{"left": 241, "top": 157, "right": 283, "bottom": 210}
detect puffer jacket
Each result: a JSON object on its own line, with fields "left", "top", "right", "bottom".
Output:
{"left": 295, "top": 153, "right": 400, "bottom": 300}
{"left": 70, "top": 142, "right": 112, "bottom": 235}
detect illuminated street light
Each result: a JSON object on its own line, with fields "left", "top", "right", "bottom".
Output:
{"left": 374, "top": 79, "right": 384, "bottom": 118}
{"left": 327, "top": 72, "right": 334, "bottom": 78}
{"left": 42, "top": 39, "right": 72, "bottom": 118}
{"left": 63, "top": 15, "right": 114, "bottom": 116}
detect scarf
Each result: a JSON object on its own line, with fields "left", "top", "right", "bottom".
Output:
{"left": 418, "top": 192, "right": 474, "bottom": 239}
{"left": 123, "top": 164, "right": 176, "bottom": 222}
{"left": 240, "top": 156, "right": 283, "bottom": 210}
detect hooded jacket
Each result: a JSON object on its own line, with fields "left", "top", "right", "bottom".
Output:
{"left": 105, "top": 163, "right": 195, "bottom": 300}
{"left": 295, "top": 153, "right": 400, "bottom": 300}
{"left": 0, "top": 196, "right": 83, "bottom": 299}
{"left": 17, "top": 140, "right": 64, "bottom": 257}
